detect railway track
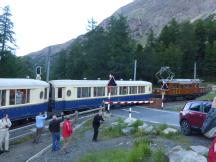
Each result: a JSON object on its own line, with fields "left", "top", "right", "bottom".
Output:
{"left": 9, "top": 108, "right": 101, "bottom": 141}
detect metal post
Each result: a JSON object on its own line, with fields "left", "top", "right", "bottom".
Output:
{"left": 133, "top": 60, "right": 137, "bottom": 80}
{"left": 194, "top": 62, "right": 197, "bottom": 79}
{"left": 46, "top": 47, "right": 51, "bottom": 82}
{"left": 129, "top": 107, "right": 132, "bottom": 118}
{"left": 74, "top": 110, "right": 78, "bottom": 124}
{"left": 161, "top": 91, "right": 165, "bottom": 109}
{"left": 107, "top": 92, "right": 111, "bottom": 113}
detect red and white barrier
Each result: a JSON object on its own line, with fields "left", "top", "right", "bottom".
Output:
{"left": 103, "top": 100, "right": 154, "bottom": 105}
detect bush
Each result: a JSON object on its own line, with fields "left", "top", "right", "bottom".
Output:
{"left": 152, "top": 148, "right": 168, "bottom": 162}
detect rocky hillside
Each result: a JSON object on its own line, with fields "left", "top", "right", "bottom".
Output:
{"left": 26, "top": 0, "right": 216, "bottom": 63}
{"left": 101, "top": 0, "right": 216, "bottom": 44}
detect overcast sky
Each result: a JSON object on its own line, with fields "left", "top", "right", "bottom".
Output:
{"left": 1, "top": 0, "right": 133, "bottom": 56}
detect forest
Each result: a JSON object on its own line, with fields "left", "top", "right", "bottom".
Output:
{"left": 1, "top": 5, "right": 216, "bottom": 83}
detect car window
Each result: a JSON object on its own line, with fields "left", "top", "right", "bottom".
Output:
{"left": 183, "top": 103, "right": 191, "bottom": 110}
{"left": 203, "top": 103, "right": 211, "bottom": 113}
{"left": 189, "top": 102, "right": 201, "bottom": 112}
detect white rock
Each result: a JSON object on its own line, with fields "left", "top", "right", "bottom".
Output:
{"left": 162, "top": 128, "right": 178, "bottom": 134}
{"left": 138, "top": 123, "right": 154, "bottom": 133}
{"left": 169, "top": 146, "right": 207, "bottom": 162}
{"left": 204, "top": 127, "right": 216, "bottom": 138}
{"left": 122, "top": 127, "right": 133, "bottom": 135}
{"left": 190, "top": 146, "right": 209, "bottom": 156}
{"left": 124, "top": 117, "right": 137, "bottom": 126}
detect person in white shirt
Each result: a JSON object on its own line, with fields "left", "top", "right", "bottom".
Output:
{"left": 0, "top": 114, "right": 12, "bottom": 154}
{"left": 33, "top": 112, "right": 47, "bottom": 143}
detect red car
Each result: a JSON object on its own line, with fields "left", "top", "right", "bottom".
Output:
{"left": 179, "top": 100, "right": 212, "bottom": 135}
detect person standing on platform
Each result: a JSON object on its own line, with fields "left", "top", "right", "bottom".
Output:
{"left": 49, "top": 112, "right": 64, "bottom": 152}
{"left": 0, "top": 114, "right": 12, "bottom": 154}
{"left": 33, "top": 112, "right": 47, "bottom": 143}
{"left": 62, "top": 116, "right": 72, "bottom": 154}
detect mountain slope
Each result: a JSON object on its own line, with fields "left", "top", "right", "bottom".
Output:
{"left": 101, "top": 0, "right": 216, "bottom": 44}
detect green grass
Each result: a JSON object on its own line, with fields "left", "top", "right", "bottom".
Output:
{"left": 99, "top": 117, "right": 127, "bottom": 139}
{"left": 77, "top": 137, "right": 156, "bottom": 162}
{"left": 196, "top": 92, "right": 216, "bottom": 101}
{"left": 152, "top": 148, "right": 168, "bottom": 162}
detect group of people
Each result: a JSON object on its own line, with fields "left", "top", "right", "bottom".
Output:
{"left": 34, "top": 112, "right": 73, "bottom": 154}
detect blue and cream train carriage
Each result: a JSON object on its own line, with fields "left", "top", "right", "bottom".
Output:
{"left": 49, "top": 80, "right": 152, "bottom": 112}
{"left": 0, "top": 78, "right": 152, "bottom": 121}
{"left": 0, "top": 79, "right": 49, "bottom": 120}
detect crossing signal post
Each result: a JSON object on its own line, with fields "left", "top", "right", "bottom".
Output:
{"left": 161, "top": 82, "right": 168, "bottom": 109}
{"left": 107, "top": 74, "right": 117, "bottom": 113}
{"left": 36, "top": 66, "right": 41, "bottom": 80}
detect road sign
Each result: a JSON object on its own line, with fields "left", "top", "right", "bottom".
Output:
{"left": 161, "top": 83, "right": 168, "bottom": 90}
{"left": 107, "top": 75, "right": 117, "bottom": 87}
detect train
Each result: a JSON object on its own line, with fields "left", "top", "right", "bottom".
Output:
{"left": 0, "top": 78, "right": 152, "bottom": 121}
{"left": 153, "top": 79, "right": 207, "bottom": 101}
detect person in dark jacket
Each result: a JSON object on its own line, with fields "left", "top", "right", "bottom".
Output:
{"left": 92, "top": 113, "right": 104, "bottom": 142}
{"left": 201, "top": 97, "right": 216, "bottom": 138}
{"left": 49, "top": 112, "right": 64, "bottom": 151}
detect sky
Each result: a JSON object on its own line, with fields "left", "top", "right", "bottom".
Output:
{"left": 0, "top": 0, "right": 133, "bottom": 56}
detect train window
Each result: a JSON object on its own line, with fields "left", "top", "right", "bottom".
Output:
{"left": 77, "top": 87, "right": 91, "bottom": 98}
{"left": 94, "top": 87, "right": 105, "bottom": 97}
{"left": 138, "top": 86, "right": 145, "bottom": 93}
{"left": 149, "top": 86, "right": 152, "bottom": 92}
{"left": 16, "top": 89, "right": 27, "bottom": 104}
{"left": 44, "top": 88, "right": 47, "bottom": 99}
{"left": 27, "top": 89, "right": 30, "bottom": 103}
{"left": 58, "top": 88, "right": 63, "bottom": 98}
{"left": 67, "top": 90, "right": 71, "bottom": 97}
{"left": 40, "top": 91, "right": 44, "bottom": 99}
{"left": 109, "top": 87, "right": 117, "bottom": 96}
{"left": 9, "top": 90, "right": 15, "bottom": 105}
{"left": 120, "top": 86, "right": 128, "bottom": 95}
{"left": 0, "top": 90, "right": 6, "bottom": 106}
{"left": 129, "top": 86, "right": 137, "bottom": 94}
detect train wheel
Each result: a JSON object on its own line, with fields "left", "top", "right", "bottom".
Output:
{"left": 180, "top": 120, "right": 191, "bottom": 136}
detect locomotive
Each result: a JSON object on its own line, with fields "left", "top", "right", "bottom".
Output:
{"left": 153, "top": 79, "right": 207, "bottom": 101}
{"left": 0, "top": 78, "right": 152, "bottom": 121}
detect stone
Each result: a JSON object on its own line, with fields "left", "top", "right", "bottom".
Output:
{"left": 168, "top": 146, "right": 207, "bottom": 162}
{"left": 121, "top": 127, "right": 134, "bottom": 135}
{"left": 190, "top": 146, "right": 209, "bottom": 156}
{"left": 138, "top": 123, "right": 154, "bottom": 133}
{"left": 162, "top": 128, "right": 178, "bottom": 134}
{"left": 124, "top": 117, "right": 137, "bottom": 126}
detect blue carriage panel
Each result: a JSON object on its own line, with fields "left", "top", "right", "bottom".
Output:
{"left": 0, "top": 102, "right": 48, "bottom": 121}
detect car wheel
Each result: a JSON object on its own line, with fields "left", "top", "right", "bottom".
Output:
{"left": 180, "top": 120, "right": 191, "bottom": 136}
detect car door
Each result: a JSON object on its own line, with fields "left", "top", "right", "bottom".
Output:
{"left": 202, "top": 102, "right": 212, "bottom": 121}
{"left": 188, "top": 102, "right": 204, "bottom": 128}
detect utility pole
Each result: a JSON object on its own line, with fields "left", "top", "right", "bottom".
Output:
{"left": 133, "top": 59, "right": 137, "bottom": 80}
{"left": 193, "top": 62, "right": 197, "bottom": 79}
{"left": 46, "top": 47, "right": 51, "bottom": 82}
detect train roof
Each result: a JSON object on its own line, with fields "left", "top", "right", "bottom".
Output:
{"left": 0, "top": 78, "right": 49, "bottom": 89}
{"left": 49, "top": 80, "right": 152, "bottom": 87}
{"left": 160, "top": 79, "right": 201, "bottom": 84}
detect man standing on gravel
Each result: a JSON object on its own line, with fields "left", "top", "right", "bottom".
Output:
{"left": 33, "top": 112, "right": 47, "bottom": 143}
{"left": 49, "top": 112, "right": 64, "bottom": 152}
{"left": 92, "top": 113, "right": 104, "bottom": 142}
{"left": 0, "top": 114, "right": 12, "bottom": 154}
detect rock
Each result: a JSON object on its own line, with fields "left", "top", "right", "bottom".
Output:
{"left": 124, "top": 117, "right": 137, "bottom": 126}
{"left": 168, "top": 146, "right": 207, "bottom": 162}
{"left": 122, "top": 127, "right": 134, "bottom": 135}
{"left": 138, "top": 123, "right": 154, "bottom": 133}
{"left": 204, "top": 127, "right": 216, "bottom": 138}
{"left": 190, "top": 146, "right": 209, "bottom": 156}
{"left": 162, "top": 128, "right": 178, "bottom": 134}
